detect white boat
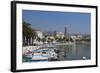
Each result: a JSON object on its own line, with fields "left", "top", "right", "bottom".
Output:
{"left": 48, "top": 49, "right": 58, "bottom": 60}
{"left": 32, "top": 54, "right": 48, "bottom": 60}
{"left": 32, "top": 48, "right": 58, "bottom": 61}
{"left": 32, "top": 50, "right": 48, "bottom": 60}
{"left": 24, "top": 52, "right": 33, "bottom": 58}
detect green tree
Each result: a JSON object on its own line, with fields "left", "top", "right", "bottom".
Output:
{"left": 37, "top": 37, "right": 41, "bottom": 42}
{"left": 42, "top": 38, "right": 46, "bottom": 44}
{"left": 23, "top": 21, "right": 37, "bottom": 46}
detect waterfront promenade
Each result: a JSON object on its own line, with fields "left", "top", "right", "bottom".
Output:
{"left": 23, "top": 42, "right": 75, "bottom": 54}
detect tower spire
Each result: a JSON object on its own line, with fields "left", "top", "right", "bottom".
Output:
{"left": 64, "top": 26, "right": 67, "bottom": 37}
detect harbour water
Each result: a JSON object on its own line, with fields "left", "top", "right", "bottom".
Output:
{"left": 23, "top": 41, "right": 91, "bottom": 62}
{"left": 57, "top": 42, "right": 91, "bottom": 61}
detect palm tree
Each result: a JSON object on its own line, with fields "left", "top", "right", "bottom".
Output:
{"left": 23, "top": 21, "right": 29, "bottom": 45}
{"left": 32, "top": 31, "right": 37, "bottom": 45}
{"left": 37, "top": 37, "right": 41, "bottom": 42}
{"left": 27, "top": 27, "right": 34, "bottom": 45}
{"left": 23, "top": 21, "right": 37, "bottom": 46}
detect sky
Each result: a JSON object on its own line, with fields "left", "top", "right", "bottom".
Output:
{"left": 22, "top": 10, "right": 91, "bottom": 34}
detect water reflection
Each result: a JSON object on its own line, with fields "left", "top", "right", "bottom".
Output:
{"left": 57, "top": 42, "right": 91, "bottom": 60}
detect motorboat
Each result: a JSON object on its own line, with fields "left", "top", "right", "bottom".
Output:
{"left": 32, "top": 49, "right": 48, "bottom": 60}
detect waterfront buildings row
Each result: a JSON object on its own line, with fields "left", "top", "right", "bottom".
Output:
{"left": 23, "top": 27, "right": 90, "bottom": 46}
